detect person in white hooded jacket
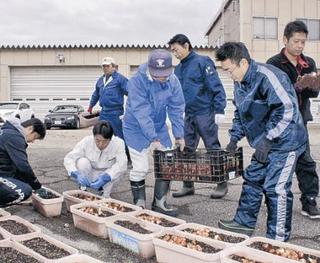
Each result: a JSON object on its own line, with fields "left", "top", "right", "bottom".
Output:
{"left": 64, "top": 121, "right": 127, "bottom": 198}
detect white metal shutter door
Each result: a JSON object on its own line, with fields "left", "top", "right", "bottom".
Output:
{"left": 10, "top": 66, "right": 101, "bottom": 119}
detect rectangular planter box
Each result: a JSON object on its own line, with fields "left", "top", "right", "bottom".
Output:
{"left": 70, "top": 202, "right": 118, "bottom": 238}
{"left": 153, "top": 229, "right": 227, "bottom": 263}
{"left": 0, "top": 208, "right": 11, "bottom": 218}
{"left": 0, "top": 215, "right": 41, "bottom": 239}
{"left": 56, "top": 254, "right": 105, "bottom": 263}
{"left": 175, "top": 223, "right": 249, "bottom": 246}
{"left": 106, "top": 214, "right": 162, "bottom": 259}
{"left": 32, "top": 187, "right": 64, "bottom": 217}
{"left": 63, "top": 190, "right": 104, "bottom": 212}
{"left": 129, "top": 209, "right": 186, "bottom": 228}
{"left": 241, "top": 236, "right": 320, "bottom": 263}
{"left": 219, "top": 246, "right": 288, "bottom": 263}
{"left": 0, "top": 239, "right": 45, "bottom": 262}
{"left": 13, "top": 232, "right": 78, "bottom": 262}
{"left": 95, "top": 198, "right": 142, "bottom": 213}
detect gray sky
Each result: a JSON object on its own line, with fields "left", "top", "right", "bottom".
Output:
{"left": 0, "top": 0, "right": 223, "bottom": 46}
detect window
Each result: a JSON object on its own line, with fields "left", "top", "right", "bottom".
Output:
{"left": 297, "top": 19, "right": 320, "bottom": 40}
{"left": 253, "top": 17, "right": 278, "bottom": 39}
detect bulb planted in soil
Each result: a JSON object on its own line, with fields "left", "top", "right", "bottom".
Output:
{"left": 115, "top": 220, "right": 152, "bottom": 234}
{"left": 136, "top": 213, "right": 178, "bottom": 227}
{"left": 183, "top": 227, "right": 245, "bottom": 243}
{"left": 160, "top": 234, "right": 222, "bottom": 254}
{"left": 250, "top": 241, "right": 320, "bottom": 263}
{"left": 230, "top": 254, "right": 264, "bottom": 263}
{"left": 0, "top": 220, "right": 32, "bottom": 235}
{"left": 79, "top": 206, "right": 114, "bottom": 217}
{"left": 101, "top": 202, "right": 134, "bottom": 212}
{"left": 0, "top": 247, "right": 41, "bottom": 263}
{"left": 73, "top": 193, "right": 101, "bottom": 201}
{"left": 22, "top": 237, "right": 71, "bottom": 259}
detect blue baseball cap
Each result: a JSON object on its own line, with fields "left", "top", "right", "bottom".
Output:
{"left": 148, "top": 49, "right": 173, "bottom": 78}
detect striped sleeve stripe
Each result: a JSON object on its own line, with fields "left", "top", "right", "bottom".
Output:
{"left": 257, "top": 65, "right": 293, "bottom": 140}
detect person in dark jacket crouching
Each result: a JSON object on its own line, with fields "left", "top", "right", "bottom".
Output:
{"left": 216, "top": 42, "right": 307, "bottom": 241}
{"left": 0, "top": 117, "right": 46, "bottom": 207}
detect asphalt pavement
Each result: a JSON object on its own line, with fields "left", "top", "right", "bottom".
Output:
{"left": 5, "top": 124, "right": 320, "bottom": 262}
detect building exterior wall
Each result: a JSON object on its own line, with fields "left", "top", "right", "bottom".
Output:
{"left": 0, "top": 47, "right": 216, "bottom": 101}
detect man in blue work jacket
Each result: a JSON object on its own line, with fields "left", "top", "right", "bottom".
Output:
{"left": 216, "top": 42, "right": 307, "bottom": 241}
{"left": 123, "top": 49, "right": 185, "bottom": 216}
{"left": 88, "top": 57, "right": 131, "bottom": 165}
{"left": 168, "top": 34, "right": 227, "bottom": 199}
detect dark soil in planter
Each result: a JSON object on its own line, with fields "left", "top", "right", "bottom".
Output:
{"left": 37, "top": 190, "right": 58, "bottom": 199}
{"left": 250, "top": 241, "right": 320, "bottom": 263}
{"left": 137, "top": 213, "right": 178, "bottom": 227}
{"left": 0, "top": 220, "right": 32, "bottom": 235}
{"left": 73, "top": 193, "right": 102, "bottom": 201}
{"left": 22, "top": 237, "right": 71, "bottom": 259}
{"left": 115, "top": 220, "right": 152, "bottom": 234}
{"left": 0, "top": 247, "right": 41, "bottom": 263}
{"left": 183, "top": 228, "right": 245, "bottom": 243}
{"left": 230, "top": 254, "right": 263, "bottom": 263}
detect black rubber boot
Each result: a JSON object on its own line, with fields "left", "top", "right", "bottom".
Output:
{"left": 130, "top": 180, "right": 146, "bottom": 208}
{"left": 210, "top": 182, "right": 228, "bottom": 199}
{"left": 218, "top": 219, "right": 254, "bottom": 236}
{"left": 152, "top": 179, "right": 178, "bottom": 217}
{"left": 172, "top": 181, "right": 195, "bottom": 198}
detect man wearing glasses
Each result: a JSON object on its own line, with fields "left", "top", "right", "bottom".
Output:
{"left": 215, "top": 42, "right": 307, "bottom": 241}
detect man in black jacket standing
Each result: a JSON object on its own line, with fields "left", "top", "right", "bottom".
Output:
{"left": 0, "top": 118, "right": 46, "bottom": 207}
{"left": 267, "top": 21, "right": 320, "bottom": 219}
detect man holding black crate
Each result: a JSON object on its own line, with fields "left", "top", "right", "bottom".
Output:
{"left": 215, "top": 42, "right": 307, "bottom": 241}
{"left": 168, "top": 34, "right": 228, "bottom": 199}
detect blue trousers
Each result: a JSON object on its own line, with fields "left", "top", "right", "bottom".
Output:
{"left": 0, "top": 176, "right": 32, "bottom": 207}
{"left": 234, "top": 145, "right": 305, "bottom": 241}
{"left": 184, "top": 111, "right": 220, "bottom": 150}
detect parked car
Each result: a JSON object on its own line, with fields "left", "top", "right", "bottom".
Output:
{"left": 44, "top": 105, "right": 86, "bottom": 129}
{"left": 0, "top": 102, "right": 35, "bottom": 126}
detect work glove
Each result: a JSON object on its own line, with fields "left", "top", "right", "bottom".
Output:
{"left": 215, "top": 114, "right": 225, "bottom": 126}
{"left": 150, "top": 141, "right": 166, "bottom": 152}
{"left": 90, "top": 174, "right": 112, "bottom": 190}
{"left": 254, "top": 137, "right": 272, "bottom": 164}
{"left": 175, "top": 138, "right": 185, "bottom": 151}
{"left": 70, "top": 171, "right": 91, "bottom": 187}
{"left": 34, "top": 187, "right": 48, "bottom": 197}
{"left": 226, "top": 139, "right": 238, "bottom": 155}
{"left": 295, "top": 72, "right": 320, "bottom": 92}
{"left": 87, "top": 106, "right": 93, "bottom": 114}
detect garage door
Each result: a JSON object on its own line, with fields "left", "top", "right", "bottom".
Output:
{"left": 10, "top": 66, "right": 102, "bottom": 120}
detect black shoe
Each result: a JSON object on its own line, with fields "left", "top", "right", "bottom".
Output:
{"left": 301, "top": 197, "right": 320, "bottom": 219}
{"left": 218, "top": 219, "right": 254, "bottom": 236}
{"left": 152, "top": 199, "right": 178, "bottom": 217}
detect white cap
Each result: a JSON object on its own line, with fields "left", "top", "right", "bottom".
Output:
{"left": 101, "top": 57, "right": 115, "bottom": 66}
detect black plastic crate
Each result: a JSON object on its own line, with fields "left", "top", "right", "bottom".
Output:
{"left": 153, "top": 147, "right": 243, "bottom": 183}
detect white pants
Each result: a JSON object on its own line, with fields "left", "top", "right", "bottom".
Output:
{"left": 128, "top": 147, "right": 150, "bottom": 182}
{"left": 76, "top": 157, "right": 122, "bottom": 198}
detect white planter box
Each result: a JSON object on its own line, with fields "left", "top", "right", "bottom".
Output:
{"left": 220, "top": 246, "right": 289, "bottom": 262}
{"left": 0, "top": 239, "right": 45, "bottom": 262}
{"left": 153, "top": 229, "right": 227, "bottom": 263}
{"left": 95, "top": 198, "right": 142, "bottom": 213}
{"left": 128, "top": 209, "right": 186, "bottom": 228}
{"left": 70, "top": 202, "right": 118, "bottom": 238}
{"left": 13, "top": 232, "right": 78, "bottom": 262}
{"left": 56, "top": 254, "right": 105, "bottom": 263}
{"left": 0, "top": 215, "right": 41, "bottom": 239}
{"left": 175, "top": 222, "right": 249, "bottom": 246}
{"left": 107, "top": 214, "right": 162, "bottom": 259}
{"left": 32, "top": 187, "right": 64, "bottom": 217}
{"left": 241, "top": 236, "right": 320, "bottom": 263}
{"left": 63, "top": 190, "right": 104, "bottom": 211}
